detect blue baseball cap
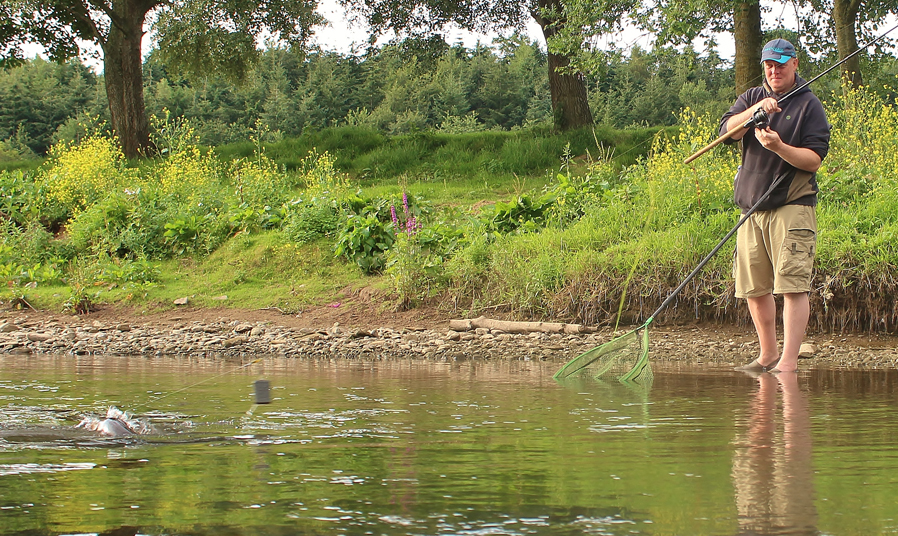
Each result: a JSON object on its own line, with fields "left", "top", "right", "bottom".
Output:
{"left": 761, "top": 38, "right": 796, "bottom": 63}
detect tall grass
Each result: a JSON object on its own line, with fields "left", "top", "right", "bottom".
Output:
{"left": 214, "top": 124, "right": 668, "bottom": 181}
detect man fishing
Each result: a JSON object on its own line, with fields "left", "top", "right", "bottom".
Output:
{"left": 722, "top": 38, "right": 831, "bottom": 373}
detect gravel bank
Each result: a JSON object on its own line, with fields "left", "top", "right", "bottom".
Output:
{"left": 2, "top": 312, "right": 897, "bottom": 370}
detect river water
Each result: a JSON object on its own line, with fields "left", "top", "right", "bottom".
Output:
{"left": 1, "top": 354, "right": 896, "bottom": 535}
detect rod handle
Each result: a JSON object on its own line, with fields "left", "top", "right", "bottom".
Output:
{"left": 684, "top": 118, "right": 752, "bottom": 164}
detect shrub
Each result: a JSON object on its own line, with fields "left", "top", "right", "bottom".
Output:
{"left": 0, "top": 169, "right": 41, "bottom": 225}
{"left": 66, "top": 188, "right": 169, "bottom": 259}
{"left": 38, "top": 135, "right": 134, "bottom": 216}
{"left": 163, "top": 213, "right": 227, "bottom": 256}
{"left": 334, "top": 211, "right": 396, "bottom": 274}
{"left": 386, "top": 220, "right": 465, "bottom": 308}
{"left": 280, "top": 200, "right": 342, "bottom": 244}
{"left": 278, "top": 150, "right": 354, "bottom": 243}
{"left": 0, "top": 220, "right": 64, "bottom": 286}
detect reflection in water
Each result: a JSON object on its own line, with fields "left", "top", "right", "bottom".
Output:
{"left": 732, "top": 372, "right": 816, "bottom": 535}
{"left": 4, "top": 356, "right": 898, "bottom": 535}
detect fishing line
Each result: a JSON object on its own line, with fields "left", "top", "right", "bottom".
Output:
{"left": 135, "top": 357, "right": 265, "bottom": 411}
{"left": 612, "top": 159, "right": 658, "bottom": 334}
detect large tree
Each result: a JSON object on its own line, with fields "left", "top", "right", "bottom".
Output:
{"left": 338, "top": 0, "right": 633, "bottom": 130}
{"left": 624, "top": 0, "right": 761, "bottom": 94}
{"left": 804, "top": 0, "right": 898, "bottom": 87}
{"left": 1, "top": 0, "right": 321, "bottom": 158}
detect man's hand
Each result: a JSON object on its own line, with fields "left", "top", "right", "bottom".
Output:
{"left": 755, "top": 126, "right": 783, "bottom": 151}
{"left": 726, "top": 97, "right": 783, "bottom": 141}
{"left": 757, "top": 97, "right": 782, "bottom": 117}
{"left": 756, "top": 126, "right": 822, "bottom": 172}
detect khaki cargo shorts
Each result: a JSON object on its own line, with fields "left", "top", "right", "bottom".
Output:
{"left": 734, "top": 204, "right": 817, "bottom": 298}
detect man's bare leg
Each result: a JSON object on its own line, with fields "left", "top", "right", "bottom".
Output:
{"left": 743, "top": 294, "right": 780, "bottom": 369}
{"left": 771, "top": 292, "right": 810, "bottom": 372}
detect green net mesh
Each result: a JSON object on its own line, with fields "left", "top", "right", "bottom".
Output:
{"left": 553, "top": 325, "right": 653, "bottom": 385}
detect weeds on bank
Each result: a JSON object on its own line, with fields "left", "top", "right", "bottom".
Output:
{"left": 1, "top": 86, "right": 897, "bottom": 331}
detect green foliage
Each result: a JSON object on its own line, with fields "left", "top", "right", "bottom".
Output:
{"left": 0, "top": 169, "right": 41, "bottom": 224}
{"left": 137, "top": 37, "right": 723, "bottom": 145}
{"left": 90, "top": 255, "right": 161, "bottom": 286}
{"left": 280, "top": 201, "right": 341, "bottom": 244}
{"left": 278, "top": 150, "right": 353, "bottom": 243}
{"left": 7, "top": 80, "right": 898, "bottom": 331}
{"left": 152, "top": 0, "right": 322, "bottom": 84}
{"left": 66, "top": 189, "right": 169, "bottom": 259}
{"left": 386, "top": 221, "right": 466, "bottom": 308}
{"left": 0, "top": 221, "right": 64, "bottom": 286}
{"left": 334, "top": 211, "right": 396, "bottom": 274}
{"left": 445, "top": 107, "right": 740, "bottom": 317}
{"left": 0, "top": 58, "right": 103, "bottom": 155}
{"left": 815, "top": 85, "right": 898, "bottom": 280}
{"left": 163, "top": 214, "right": 218, "bottom": 256}
{"left": 2, "top": 39, "right": 738, "bottom": 167}
{"left": 484, "top": 192, "right": 556, "bottom": 234}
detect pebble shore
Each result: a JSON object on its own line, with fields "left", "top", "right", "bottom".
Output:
{"left": 2, "top": 314, "right": 898, "bottom": 369}
{"left": 0, "top": 316, "right": 607, "bottom": 362}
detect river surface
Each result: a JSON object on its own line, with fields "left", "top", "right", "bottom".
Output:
{"left": 1, "top": 354, "right": 897, "bottom": 535}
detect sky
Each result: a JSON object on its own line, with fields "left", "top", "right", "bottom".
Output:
{"left": 22, "top": 0, "right": 674, "bottom": 71}
{"left": 310, "top": 0, "right": 670, "bottom": 57}
{"left": 29, "top": 0, "right": 897, "bottom": 72}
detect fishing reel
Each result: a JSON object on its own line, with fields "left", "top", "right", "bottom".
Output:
{"left": 751, "top": 107, "right": 770, "bottom": 129}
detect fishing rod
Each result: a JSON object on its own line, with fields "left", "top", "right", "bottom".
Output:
{"left": 684, "top": 22, "right": 898, "bottom": 164}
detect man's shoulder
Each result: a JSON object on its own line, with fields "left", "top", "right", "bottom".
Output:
{"left": 786, "top": 87, "right": 827, "bottom": 113}
{"left": 735, "top": 86, "right": 770, "bottom": 106}
{"left": 741, "top": 86, "right": 769, "bottom": 99}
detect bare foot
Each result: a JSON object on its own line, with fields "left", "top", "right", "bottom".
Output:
{"left": 770, "top": 357, "right": 798, "bottom": 373}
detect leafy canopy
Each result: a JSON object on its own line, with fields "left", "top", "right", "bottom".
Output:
{"left": 1, "top": 0, "right": 323, "bottom": 80}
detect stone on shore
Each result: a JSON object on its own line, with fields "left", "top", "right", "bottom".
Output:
{"left": 0, "top": 313, "right": 896, "bottom": 370}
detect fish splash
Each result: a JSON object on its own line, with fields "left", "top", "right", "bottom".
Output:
{"left": 76, "top": 406, "right": 155, "bottom": 436}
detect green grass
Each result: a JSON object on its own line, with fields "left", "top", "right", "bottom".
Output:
{"left": 213, "top": 124, "right": 667, "bottom": 181}
{"left": 0, "top": 159, "right": 42, "bottom": 173}
{"left": 15, "top": 231, "right": 380, "bottom": 314}
{"left": 151, "top": 236, "right": 363, "bottom": 311}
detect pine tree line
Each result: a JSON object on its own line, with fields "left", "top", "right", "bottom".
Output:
{"left": 2, "top": 36, "right": 746, "bottom": 157}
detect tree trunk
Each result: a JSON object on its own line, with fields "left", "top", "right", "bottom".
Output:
{"left": 102, "top": 1, "right": 151, "bottom": 159}
{"left": 732, "top": 0, "right": 762, "bottom": 95}
{"left": 449, "top": 316, "right": 596, "bottom": 334}
{"left": 833, "top": 0, "right": 862, "bottom": 87}
{"left": 532, "top": 0, "right": 594, "bottom": 130}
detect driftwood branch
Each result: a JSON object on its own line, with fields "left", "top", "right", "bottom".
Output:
{"left": 448, "top": 316, "right": 596, "bottom": 335}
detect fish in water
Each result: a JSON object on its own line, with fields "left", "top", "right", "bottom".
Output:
{"left": 76, "top": 406, "right": 154, "bottom": 437}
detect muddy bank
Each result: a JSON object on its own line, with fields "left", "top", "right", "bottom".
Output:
{"left": 2, "top": 309, "right": 897, "bottom": 370}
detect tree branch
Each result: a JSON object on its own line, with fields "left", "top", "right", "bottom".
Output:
{"left": 61, "top": 0, "right": 108, "bottom": 45}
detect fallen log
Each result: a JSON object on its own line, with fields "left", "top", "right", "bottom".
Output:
{"left": 448, "top": 316, "right": 596, "bottom": 335}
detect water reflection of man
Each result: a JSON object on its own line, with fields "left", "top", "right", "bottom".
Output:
{"left": 731, "top": 372, "right": 817, "bottom": 534}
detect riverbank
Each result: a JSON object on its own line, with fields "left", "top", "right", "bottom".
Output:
{"left": 2, "top": 304, "right": 897, "bottom": 370}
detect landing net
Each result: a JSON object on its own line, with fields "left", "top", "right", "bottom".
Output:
{"left": 553, "top": 325, "right": 653, "bottom": 384}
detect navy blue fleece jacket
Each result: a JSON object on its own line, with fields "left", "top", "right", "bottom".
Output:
{"left": 719, "top": 76, "right": 831, "bottom": 211}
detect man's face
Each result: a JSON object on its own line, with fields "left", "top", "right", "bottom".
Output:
{"left": 763, "top": 58, "right": 798, "bottom": 93}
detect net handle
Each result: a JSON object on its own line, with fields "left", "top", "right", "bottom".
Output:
{"left": 647, "top": 170, "right": 792, "bottom": 323}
